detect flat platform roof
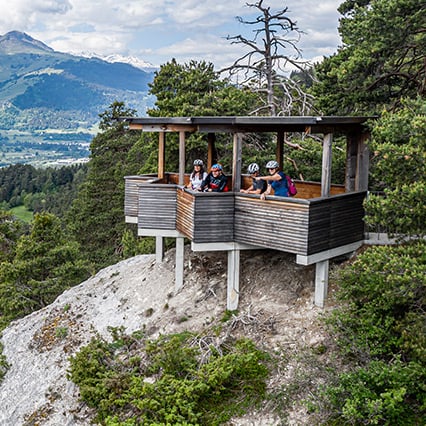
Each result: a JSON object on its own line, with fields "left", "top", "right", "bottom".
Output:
{"left": 118, "top": 116, "right": 375, "bottom": 134}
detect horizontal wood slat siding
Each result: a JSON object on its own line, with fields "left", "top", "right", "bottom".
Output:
{"left": 176, "top": 190, "right": 195, "bottom": 239}
{"left": 234, "top": 195, "right": 310, "bottom": 254}
{"left": 124, "top": 175, "right": 160, "bottom": 219}
{"left": 307, "top": 192, "right": 366, "bottom": 254}
{"left": 296, "top": 181, "right": 345, "bottom": 199}
{"left": 177, "top": 191, "right": 234, "bottom": 243}
{"left": 126, "top": 176, "right": 346, "bottom": 220}
{"left": 138, "top": 184, "right": 177, "bottom": 230}
{"left": 125, "top": 178, "right": 139, "bottom": 218}
{"left": 125, "top": 177, "right": 147, "bottom": 218}
{"left": 193, "top": 194, "right": 234, "bottom": 243}
{"left": 125, "top": 176, "right": 366, "bottom": 256}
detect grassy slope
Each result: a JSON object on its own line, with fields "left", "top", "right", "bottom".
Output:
{"left": 10, "top": 205, "right": 33, "bottom": 223}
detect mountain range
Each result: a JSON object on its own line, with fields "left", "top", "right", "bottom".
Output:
{"left": 0, "top": 31, "right": 156, "bottom": 167}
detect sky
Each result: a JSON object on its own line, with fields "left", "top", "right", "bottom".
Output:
{"left": 0, "top": 0, "right": 343, "bottom": 69}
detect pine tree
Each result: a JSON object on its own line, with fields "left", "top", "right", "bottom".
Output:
{"left": 67, "top": 102, "right": 140, "bottom": 268}
{"left": 0, "top": 212, "right": 91, "bottom": 325}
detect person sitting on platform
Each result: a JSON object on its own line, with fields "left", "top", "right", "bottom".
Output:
{"left": 240, "top": 162, "right": 267, "bottom": 194}
{"left": 186, "top": 159, "right": 208, "bottom": 191}
{"left": 256, "top": 160, "right": 289, "bottom": 199}
{"left": 199, "top": 163, "right": 229, "bottom": 192}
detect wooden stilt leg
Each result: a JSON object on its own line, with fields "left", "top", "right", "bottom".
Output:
{"left": 175, "top": 237, "right": 184, "bottom": 292}
{"left": 155, "top": 236, "right": 164, "bottom": 263}
{"left": 227, "top": 249, "right": 240, "bottom": 310}
{"left": 315, "top": 260, "right": 329, "bottom": 308}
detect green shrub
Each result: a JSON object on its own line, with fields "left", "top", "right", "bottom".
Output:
{"left": 310, "top": 241, "right": 426, "bottom": 425}
{"left": 318, "top": 359, "right": 426, "bottom": 425}
{"left": 327, "top": 241, "right": 425, "bottom": 362}
{"left": 68, "top": 329, "right": 269, "bottom": 425}
{"left": 0, "top": 342, "right": 9, "bottom": 382}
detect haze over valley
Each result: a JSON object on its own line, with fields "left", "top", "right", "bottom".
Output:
{"left": 0, "top": 31, "right": 156, "bottom": 167}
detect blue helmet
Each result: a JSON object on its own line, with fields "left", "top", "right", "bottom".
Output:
{"left": 211, "top": 163, "right": 223, "bottom": 171}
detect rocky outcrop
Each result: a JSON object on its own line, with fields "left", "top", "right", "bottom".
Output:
{"left": 0, "top": 248, "right": 324, "bottom": 425}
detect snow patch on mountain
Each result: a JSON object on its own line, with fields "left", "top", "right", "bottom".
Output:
{"left": 79, "top": 51, "right": 158, "bottom": 71}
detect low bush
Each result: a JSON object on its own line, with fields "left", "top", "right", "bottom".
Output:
{"left": 309, "top": 241, "right": 426, "bottom": 425}
{"left": 68, "top": 328, "right": 269, "bottom": 425}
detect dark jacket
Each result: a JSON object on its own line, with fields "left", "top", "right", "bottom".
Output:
{"left": 200, "top": 172, "right": 229, "bottom": 192}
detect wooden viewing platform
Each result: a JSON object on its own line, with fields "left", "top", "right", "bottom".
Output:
{"left": 121, "top": 116, "right": 373, "bottom": 309}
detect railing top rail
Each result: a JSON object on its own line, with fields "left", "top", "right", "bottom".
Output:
{"left": 307, "top": 190, "right": 367, "bottom": 204}
{"left": 236, "top": 192, "right": 310, "bottom": 205}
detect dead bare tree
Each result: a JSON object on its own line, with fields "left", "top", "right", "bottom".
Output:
{"left": 221, "top": 0, "right": 315, "bottom": 116}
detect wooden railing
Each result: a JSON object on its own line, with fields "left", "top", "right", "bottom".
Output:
{"left": 233, "top": 192, "right": 366, "bottom": 255}
{"left": 137, "top": 183, "right": 178, "bottom": 231}
{"left": 234, "top": 195, "right": 310, "bottom": 254}
{"left": 177, "top": 190, "right": 234, "bottom": 243}
{"left": 124, "top": 175, "right": 161, "bottom": 221}
{"left": 124, "top": 175, "right": 366, "bottom": 256}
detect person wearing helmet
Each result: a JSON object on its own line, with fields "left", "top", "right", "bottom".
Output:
{"left": 199, "top": 163, "right": 229, "bottom": 192}
{"left": 240, "top": 163, "right": 267, "bottom": 194}
{"left": 256, "top": 160, "right": 289, "bottom": 199}
{"left": 186, "top": 159, "right": 207, "bottom": 191}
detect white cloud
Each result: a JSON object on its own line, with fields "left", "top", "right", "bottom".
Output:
{"left": 0, "top": 0, "right": 342, "bottom": 68}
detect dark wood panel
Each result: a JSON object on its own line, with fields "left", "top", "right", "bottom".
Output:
{"left": 329, "top": 192, "right": 365, "bottom": 247}
{"left": 124, "top": 175, "right": 162, "bottom": 218}
{"left": 234, "top": 195, "right": 310, "bottom": 254}
{"left": 307, "top": 192, "right": 366, "bottom": 254}
{"left": 138, "top": 185, "right": 177, "bottom": 230}
{"left": 191, "top": 193, "right": 235, "bottom": 243}
{"left": 177, "top": 190, "right": 235, "bottom": 241}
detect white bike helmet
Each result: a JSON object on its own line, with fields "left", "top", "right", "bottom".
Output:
{"left": 193, "top": 159, "right": 204, "bottom": 166}
{"left": 266, "top": 160, "right": 279, "bottom": 169}
{"left": 247, "top": 163, "right": 260, "bottom": 174}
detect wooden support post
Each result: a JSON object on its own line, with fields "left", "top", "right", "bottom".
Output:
{"left": 356, "top": 132, "right": 370, "bottom": 191}
{"left": 227, "top": 249, "right": 240, "bottom": 310}
{"left": 155, "top": 236, "right": 164, "bottom": 263}
{"left": 316, "top": 127, "right": 332, "bottom": 309}
{"left": 345, "top": 132, "right": 370, "bottom": 192}
{"left": 277, "top": 131, "right": 284, "bottom": 167}
{"left": 232, "top": 133, "right": 242, "bottom": 192}
{"left": 315, "top": 260, "right": 329, "bottom": 308}
{"left": 321, "top": 133, "right": 333, "bottom": 197}
{"left": 345, "top": 133, "right": 358, "bottom": 192}
{"left": 175, "top": 237, "right": 184, "bottom": 292}
{"left": 158, "top": 132, "right": 165, "bottom": 180}
{"left": 179, "top": 131, "right": 186, "bottom": 185}
{"left": 207, "top": 133, "right": 216, "bottom": 170}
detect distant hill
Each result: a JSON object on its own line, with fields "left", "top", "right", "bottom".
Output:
{"left": 0, "top": 31, "right": 156, "bottom": 167}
